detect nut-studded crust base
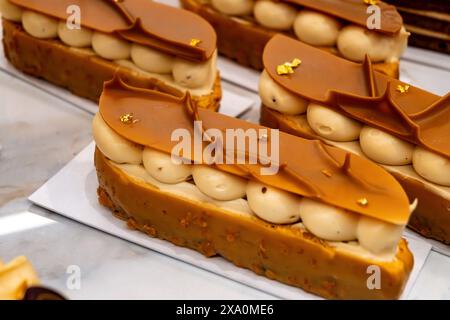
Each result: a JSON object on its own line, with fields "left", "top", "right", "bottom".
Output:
{"left": 260, "top": 105, "right": 450, "bottom": 245}
{"left": 181, "top": 0, "right": 400, "bottom": 78}
{"left": 1, "top": 19, "right": 221, "bottom": 111}
{"left": 95, "top": 147, "right": 413, "bottom": 299}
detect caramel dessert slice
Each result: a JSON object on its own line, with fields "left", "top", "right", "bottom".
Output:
{"left": 0, "top": 0, "right": 221, "bottom": 110}
{"left": 259, "top": 34, "right": 450, "bottom": 244}
{"left": 93, "top": 76, "right": 415, "bottom": 299}
{"left": 0, "top": 255, "right": 65, "bottom": 300}
{"left": 384, "top": 0, "right": 450, "bottom": 53}
{"left": 181, "top": 0, "right": 408, "bottom": 77}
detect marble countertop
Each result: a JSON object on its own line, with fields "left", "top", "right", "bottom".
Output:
{"left": 1, "top": 50, "right": 450, "bottom": 299}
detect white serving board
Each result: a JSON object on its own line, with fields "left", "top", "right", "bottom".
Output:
{"left": 29, "top": 142, "right": 432, "bottom": 300}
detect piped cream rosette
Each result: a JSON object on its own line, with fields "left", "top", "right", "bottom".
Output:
{"left": 209, "top": 0, "right": 408, "bottom": 63}
{"left": 259, "top": 70, "right": 450, "bottom": 188}
{"left": 0, "top": 0, "right": 217, "bottom": 93}
{"left": 93, "top": 111, "right": 415, "bottom": 259}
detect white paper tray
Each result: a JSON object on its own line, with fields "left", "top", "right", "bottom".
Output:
{"left": 29, "top": 142, "right": 432, "bottom": 300}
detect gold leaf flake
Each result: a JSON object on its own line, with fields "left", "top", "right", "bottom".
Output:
{"left": 276, "top": 58, "right": 302, "bottom": 75}
{"left": 189, "top": 38, "right": 201, "bottom": 47}
{"left": 396, "top": 84, "right": 410, "bottom": 93}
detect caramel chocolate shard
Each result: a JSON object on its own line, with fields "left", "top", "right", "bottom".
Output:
{"left": 23, "top": 287, "right": 66, "bottom": 300}
{"left": 284, "top": 0, "right": 403, "bottom": 35}
{"left": 10, "top": 0, "right": 216, "bottom": 61}
{"left": 95, "top": 150, "right": 414, "bottom": 299}
{"left": 263, "top": 34, "right": 450, "bottom": 159}
{"left": 99, "top": 76, "right": 411, "bottom": 225}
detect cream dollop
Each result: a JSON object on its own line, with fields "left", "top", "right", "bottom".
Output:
{"left": 131, "top": 44, "right": 174, "bottom": 74}
{"left": 92, "top": 32, "right": 131, "bottom": 60}
{"left": 306, "top": 103, "right": 362, "bottom": 142}
{"left": 412, "top": 147, "right": 450, "bottom": 186}
{"left": 293, "top": 10, "right": 341, "bottom": 46}
{"left": 57, "top": 21, "right": 93, "bottom": 48}
{"left": 253, "top": 1, "right": 297, "bottom": 31}
{"left": 337, "top": 25, "right": 408, "bottom": 62}
{"left": 142, "top": 147, "right": 191, "bottom": 184}
{"left": 259, "top": 70, "right": 308, "bottom": 115}
{"left": 299, "top": 198, "right": 358, "bottom": 241}
{"left": 22, "top": 10, "right": 58, "bottom": 39}
{"left": 359, "top": 126, "right": 414, "bottom": 165}
{"left": 192, "top": 166, "right": 247, "bottom": 201}
{"left": 172, "top": 58, "right": 210, "bottom": 88}
{"left": 92, "top": 113, "right": 142, "bottom": 164}
{"left": 246, "top": 181, "right": 301, "bottom": 224}
{"left": 357, "top": 216, "right": 403, "bottom": 254}
{"left": 211, "top": 0, "right": 254, "bottom": 16}
{"left": 0, "top": 0, "right": 23, "bottom": 22}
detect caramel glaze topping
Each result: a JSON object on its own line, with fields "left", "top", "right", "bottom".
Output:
{"left": 264, "top": 34, "right": 450, "bottom": 159}
{"left": 10, "top": 0, "right": 216, "bottom": 61}
{"left": 283, "top": 0, "right": 403, "bottom": 35}
{"left": 99, "top": 76, "right": 411, "bottom": 225}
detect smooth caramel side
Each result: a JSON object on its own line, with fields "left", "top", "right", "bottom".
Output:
{"left": 2, "top": 19, "right": 221, "bottom": 110}
{"left": 95, "top": 148, "right": 413, "bottom": 299}
{"left": 260, "top": 105, "right": 450, "bottom": 244}
{"left": 180, "top": 0, "right": 399, "bottom": 77}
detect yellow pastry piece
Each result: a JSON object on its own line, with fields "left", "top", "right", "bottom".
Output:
{"left": 0, "top": 256, "right": 39, "bottom": 300}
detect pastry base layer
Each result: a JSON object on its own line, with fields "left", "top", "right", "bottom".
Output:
{"left": 181, "top": 0, "right": 400, "bottom": 78}
{"left": 95, "top": 147, "right": 413, "bottom": 299}
{"left": 407, "top": 30, "right": 449, "bottom": 54}
{"left": 260, "top": 105, "right": 450, "bottom": 245}
{"left": 1, "top": 19, "right": 221, "bottom": 111}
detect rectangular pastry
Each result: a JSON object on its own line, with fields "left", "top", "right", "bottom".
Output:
{"left": 0, "top": 0, "right": 221, "bottom": 110}
{"left": 181, "top": 0, "right": 409, "bottom": 78}
{"left": 92, "top": 75, "right": 414, "bottom": 299}
{"left": 259, "top": 34, "right": 450, "bottom": 244}
{"left": 384, "top": 0, "right": 450, "bottom": 54}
